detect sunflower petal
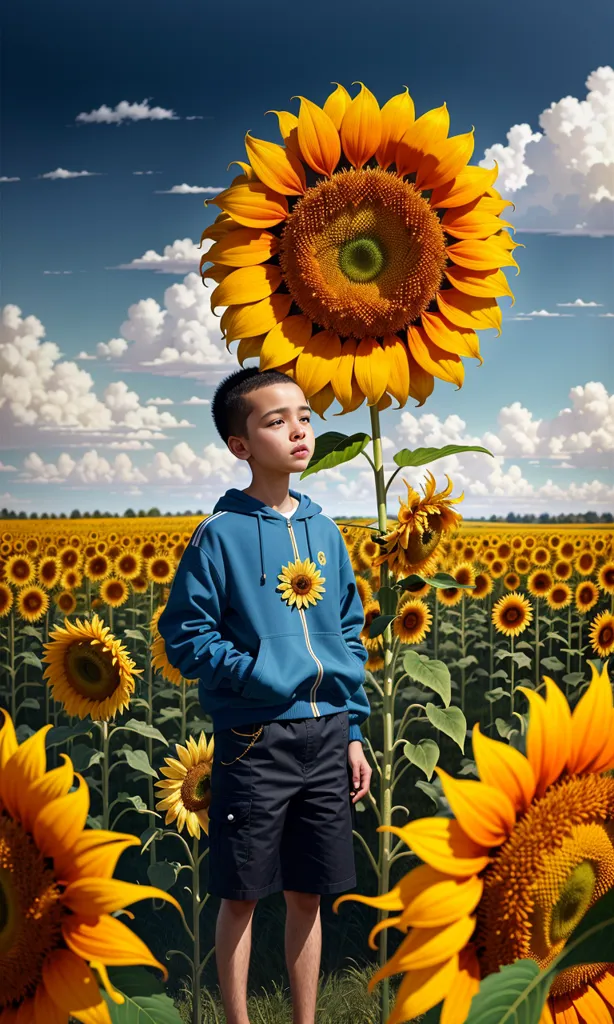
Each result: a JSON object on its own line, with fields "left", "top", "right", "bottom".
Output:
{"left": 354, "top": 337, "right": 390, "bottom": 405}
{"left": 407, "top": 348, "right": 435, "bottom": 406}
{"left": 293, "top": 96, "right": 340, "bottom": 177}
{"left": 390, "top": 917, "right": 475, "bottom": 972}
{"left": 567, "top": 661, "right": 613, "bottom": 775}
{"left": 416, "top": 130, "right": 475, "bottom": 192}
{"left": 398, "top": 865, "right": 483, "bottom": 929}
{"left": 63, "top": 878, "right": 181, "bottom": 918}
{"left": 322, "top": 82, "right": 352, "bottom": 131}
{"left": 376, "top": 88, "right": 415, "bottom": 170}
{"left": 62, "top": 914, "right": 169, "bottom": 982}
{"left": 244, "top": 132, "right": 306, "bottom": 197}
{"left": 0, "top": 707, "right": 18, "bottom": 773}
{"left": 381, "top": 334, "right": 411, "bottom": 407}
{"left": 21, "top": 754, "right": 74, "bottom": 834}
{"left": 421, "top": 312, "right": 483, "bottom": 363}
{"left": 42, "top": 949, "right": 103, "bottom": 1013}
{"left": 447, "top": 237, "right": 520, "bottom": 272}
{"left": 340, "top": 82, "right": 382, "bottom": 170}
{"left": 237, "top": 335, "right": 266, "bottom": 366}
{"left": 572, "top": 985, "right": 612, "bottom": 1024}
{"left": 1, "top": 723, "right": 52, "bottom": 821}
{"left": 211, "top": 265, "right": 283, "bottom": 312}
{"left": 208, "top": 182, "right": 288, "bottom": 229}
{"left": 34, "top": 981, "right": 69, "bottom": 1024}
{"left": 382, "top": 955, "right": 459, "bottom": 1024}
{"left": 53, "top": 830, "right": 140, "bottom": 885}
{"left": 518, "top": 678, "right": 572, "bottom": 797}
{"left": 430, "top": 164, "right": 500, "bottom": 209}
{"left": 71, "top": 1000, "right": 113, "bottom": 1024}
{"left": 295, "top": 331, "right": 342, "bottom": 397}
{"left": 395, "top": 104, "right": 450, "bottom": 179}
{"left": 440, "top": 946, "right": 481, "bottom": 1024}
{"left": 330, "top": 339, "right": 358, "bottom": 411}
{"left": 380, "top": 818, "right": 490, "bottom": 876}
{"left": 265, "top": 109, "right": 302, "bottom": 160}
{"left": 32, "top": 772, "right": 90, "bottom": 862}
{"left": 259, "top": 314, "right": 312, "bottom": 371}
{"left": 437, "top": 291, "right": 502, "bottom": 335}
{"left": 472, "top": 721, "right": 536, "bottom": 814}
{"left": 407, "top": 325, "right": 465, "bottom": 388}
{"left": 444, "top": 266, "right": 515, "bottom": 306}
{"left": 206, "top": 228, "right": 279, "bottom": 268}
{"left": 435, "top": 768, "right": 516, "bottom": 847}
{"left": 221, "top": 293, "right": 293, "bottom": 344}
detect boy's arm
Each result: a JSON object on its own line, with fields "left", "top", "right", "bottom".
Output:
{"left": 157, "top": 544, "right": 256, "bottom": 692}
{"left": 339, "top": 552, "right": 371, "bottom": 744}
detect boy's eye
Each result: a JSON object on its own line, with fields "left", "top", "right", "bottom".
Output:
{"left": 269, "top": 416, "right": 311, "bottom": 426}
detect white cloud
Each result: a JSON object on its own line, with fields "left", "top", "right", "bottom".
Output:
{"left": 37, "top": 168, "right": 102, "bottom": 180}
{"left": 146, "top": 397, "right": 174, "bottom": 405}
{"left": 75, "top": 99, "right": 178, "bottom": 125}
{"left": 110, "top": 238, "right": 202, "bottom": 274}
{"left": 154, "top": 184, "right": 224, "bottom": 194}
{"left": 96, "top": 338, "right": 128, "bottom": 359}
{"left": 0, "top": 461, "right": 16, "bottom": 471}
{"left": 133, "top": 170, "right": 162, "bottom": 175}
{"left": 481, "top": 65, "right": 614, "bottom": 235}
{"left": 556, "top": 298, "right": 603, "bottom": 307}
{"left": 0, "top": 177, "right": 19, "bottom": 183}
{"left": 599, "top": 312, "right": 614, "bottom": 317}
{"left": 76, "top": 351, "right": 97, "bottom": 361}
{"left": 182, "top": 396, "right": 210, "bottom": 405}
{"left": 43, "top": 270, "right": 73, "bottom": 275}
{"left": 521, "top": 309, "right": 574, "bottom": 317}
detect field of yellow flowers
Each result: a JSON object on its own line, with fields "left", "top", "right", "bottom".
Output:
{"left": 0, "top": 515, "right": 613, "bottom": 1024}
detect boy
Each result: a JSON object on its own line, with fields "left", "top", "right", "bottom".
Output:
{"left": 158, "top": 366, "right": 372, "bottom": 1024}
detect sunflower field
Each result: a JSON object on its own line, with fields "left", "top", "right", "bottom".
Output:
{"left": 1, "top": 511, "right": 613, "bottom": 1024}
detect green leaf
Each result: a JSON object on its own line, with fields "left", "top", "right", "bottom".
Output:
{"left": 103, "top": 967, "right": 182, "bottom": 1023}
{"left": 457, "top": 655, "right": 478, "bottom": 670}
{"left": 147, "top": 860, "right": 178, "bottom": 891}
{"left": 123, "top": 749, "right": 158, "bottom": 778}
{"left": 485, "top": 687, "right": 508, "bottom": 703}
{"left": 20, "top": 625, "right": 43, "bottom": 640}
{"left": 562, "top": 672, "right": 584, "bottom": 687}
{"left": 512, "top": 652, "right": 532, "bottom": 670}
{"left": 544, "top": 631, "right": 567, "bottom": 643}
{"left": 425, "top": 704, "right": 467, "bottom": 751}
{"left": 46, "top": 721, "right": 95, "bottom": 748}
{"left": 124, "top": 628, "right": 147, "bottom": 642}
{"left": 116, "top": 792, "right": 151, "bottom": 813}
{"left": 16, "top": 650, "right": 43, "bottom": 669}
{"left": 116, "top": 719, "right": 168, "bottom": 745}
{"left": 369, "top": 613, "right": 397, "bottom": 639}
{"left": 19, "top": 697, "right": 40, "bottom": 710}
{"left": 403, "top": 739, "right": 440, "bottom": 781}
{"left": 372, "top": 585, "right": 398, "bottom": 615}
{"left": 393, "top": 444, "right": 493, "bottom": 467}
{"left": 404, "top": 651, "right": 451, "bottom": 707}
{"left": 541, "top": 656, "right": 565, "bottom": 672}
{"left": 300, "top": 431, "right": 371, "bottom": 479}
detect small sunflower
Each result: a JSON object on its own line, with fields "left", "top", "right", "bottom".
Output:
{"left": 99, "top": 576, "right": 129, "bottom": 608}
{"left": 531, "top": 545, "right": 551, "bottom": 567}
{"left": 131, "top": 573, "right": 149, "bottom": 594}
{"left": 0, "top": 582, "right": 13, "bottom": 618}
{"left": 5, "top": 555, "right": 35, "bottom": 587}
{"left": 155, "top": 732, "right": 215, "bottom": 838}
{"left": 0, "top": 709, "right": 180, "bottom": 1020}
{"left": 437, "top": 584, "right": 464, "bottom": 607}
{"left": 84, "top": 554, "right": 109, "bottom": 582}
{"left": 61, "top": 568, "right": 82, "bottom": 590}
{"left": 597, "top": 561, "right": 614, "bottom": 596}
{"left": 503, "top": 571, "right": 520, "bottom": 591}
{"left": 146, "top": 555, "right": 175, "bottom": 584}
{"left": 317, "top": 550, "right": 327, "bottom": 566}
{"left": 575, "top": 550, "right": 596, "bottom": 576}
{"left": 333, "top": 662, "right": 614, "bottom": 1024}
{"left": 492, "top": 592, "right": 533, "bottom": 637}
{"left": 37, "top": 555, "right": 62, "bottom": 590}
{"left": 16, "top": 585, "right": 49, "bottom": 623}
{"left": 277, "top": 557, "right": 326, "bottom": 609}
{"left": 58, "top": 545, "right": 80, "bottom": 571}
{"left": 54, "top": 589, "right": 77, "bottom": 615}
{"left": 575, "top": 580, "right": 600, "bottom": 615}
{"left": 515, "top": 555, "right": 531, "bottom": 574}
{"left": 489, "top": 558, "right": 507, "bottom": 579}
{"left": 528, "top": 570, "right": 554, "bottom": 598}
{"left": 589, "top": 610, "right": 614, "bottom": 658}
{"left": 394, "top": 597, "right": 432, "bottom": 645}
{"left": 114, "top": 550, "right": 142, "bottom": 580}
{"left": 554, "top": 559, "right": 573, "bottom": 581}
{"left": 497, "top": 542, "right": 512, "bottom": 560}
{"left": 43, "top": 613, "right": 141, "bottom": 721}
{"left": 373, "top": 472, "right": 464, "bottom": 578}
{"left": 560, "top": 541, "right": 575, "bottom": 559}
{"left": 468, "top": 572, "right": 492, "bottom": 600}
{"left": 546, "top": 582, "right": 572, "bottom": 611}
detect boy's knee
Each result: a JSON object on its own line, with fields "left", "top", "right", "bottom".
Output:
{"left": 221, "top": 896, "right": 258, "bottom": 915}
{"left": 283, "top": 889, "right": 321, "bottom": 911}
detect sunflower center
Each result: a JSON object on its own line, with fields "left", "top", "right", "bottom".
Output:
{"left": 550, "top": 860, "right": 596, "bottom": 944}
{"left": 0, "top": 815, "right": 63, "bottom": 1007}
{"left": 65, "top": 641, "right": 121, "bottom": 700}
{"left": 293, "top": 575, "right": 311, "bottom": 594}
{"left": 181, "top": 764, "right": 212, "bottom": 813}
{"left": 600, "top": 626, "right": 614, "bottom": 645}
{"left": 504, "top": 608, "right": 520, "bottom": 623}
{"left": 280, "top": 167, "right": 447, "bottom": 339}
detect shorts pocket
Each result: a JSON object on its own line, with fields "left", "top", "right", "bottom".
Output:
{"left": 311, "top": 633, "right": 366, "bottom": 701}
{"left": 208, "top": 798, "right": 251, "bottom": 867}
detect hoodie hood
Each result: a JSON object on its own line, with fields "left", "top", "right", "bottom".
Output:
{"left": 212, "top": 487, "right": 322, "bottom": 586}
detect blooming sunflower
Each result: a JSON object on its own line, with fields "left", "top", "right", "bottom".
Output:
{"left": 146, "top": 555, "right": 174, "bottom": 585}
{"left": 131, "top": 574, "right": 149, "bottom": 594}
{"left": 503, "top": 571, "right": 520, "bottom": 591}
{"left": 99, "top": 577, "right": 129, "bottom": 609}
{"left": 531, "top": 545, "right": 551, "bottom": 567}
{"left": 372, "top": 472, "right": 463, "bottom": 578}
{"left": 394, "top": 597, "right": 432, "bottom": 645}
{"left": 202, "top": 83, "right": 518, "bottom": 414}
{"left": 575, "top": 551, "right": 596, "bottom": 576}
{"left": 554, "top": 559, "right": 573, "bottom": 581}
{"left": 114, "top": 550, "right": 141, "bottom": 581}
{"left": 37, "top": 555, "right": 62, "bottom": 590}
{"left": 16, "top": 585, "right": 49, "bottom": 623}
{"left": 277, "top": 557, "right": 326, "bottom": 609}
{"left": 5, "top": 555, "right": 34, "bottom": 587}
{"left": 154, "top": 732, "right": 215, "bottom": 838}
{"left": 62, "top": 568, "right": 83, "bottom": 591}
{"left": 597, "top": 561, "right": 614, "bottom": 596}
{"left": 575, "top": 581, "right": 600, "bottom": 615}
{"left": 43, "top": 614, "right": 140, "bottom": 721}
{"left": 0, "top": 582, "right": 13, "bottom": 618}
{"left": 84, "top": 554, "right": 109, "bottom": 583}
{"left": 58, "top": 545, "right": 80, "bottom": 571}
{"left": 333, "top": 662, "right": 614, "bottom": 1024}
{"left": 546, "top": 583, "right": 572, "bottom": 611}
{"left": 528, "top": 570, "right": 554, "bottom": 598}
{"left": 589, "top": 611, "right": 614, "bottom": 658}
{"left": 467, "top": 572, "right": 492, "bottom": 600}
{"left": 55, "top": 590, "right": 77, "bottom": 615}
{"left": 0, "top": 709, "right": 180, "bottom": 1021}
{"left": 492, "top": 592, "right": 533, "bottom": 637}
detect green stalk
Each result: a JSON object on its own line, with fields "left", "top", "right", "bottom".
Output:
{"left": 9, "top": 609, "right": 16, "bottom": 723}
{"left": 460, "top": 596, "right": 466, "bottom": 714}
{"left": 566, "top": 603, "right": 572, "bottom": 684}
{"left": 433, "top": 593, "right": 438, "bottom": 660}
{"left": 534, "top": 596, "right": 540, "bottom": 688}
{"left": 148, "top": 581, "right": 157, "bottom": 879}
{"left": 101, "top": 720, "right": 110, "bottom": 830}
{"left": 180, "top": 679, "right": 187, "bottom": 745}
{"left": 510, "top": 634, "right": 515, "bottom": 714}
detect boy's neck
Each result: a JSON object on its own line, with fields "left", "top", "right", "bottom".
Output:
{"left": 241, "top": 482, "right": 298, "bottom": 514}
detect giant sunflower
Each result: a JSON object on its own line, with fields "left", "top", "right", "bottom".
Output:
{"left": 0, "top": 709, "right": 180, "bottom": 1022}
{"left": 42, "top": 614, "right": 140, "bottom": 721}
{"left": 589, "top": 611, "right": 614, "bottom": 658}
{"left": 202, "top": 82, "right": 518, "bottom": 415}
{"left": 333, "top": 662, "right": 614, "bottom": 1024}
{"left": 154, "top": 732, "right": 214, "bottom": 839}
{"left": 372, "top": 471, "right": 463, "bottom": 578}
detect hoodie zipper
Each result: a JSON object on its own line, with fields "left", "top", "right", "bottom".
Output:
{"left": 286, "top": 518, "right": 323, "bottom": 716}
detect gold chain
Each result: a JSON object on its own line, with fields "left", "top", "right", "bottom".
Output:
{"left": 219, "top": 724, "right": 264, "bottom": 766}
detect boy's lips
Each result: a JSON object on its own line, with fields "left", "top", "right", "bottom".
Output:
{"left": 291, "top": 446, "right": 309, "bottom": 457}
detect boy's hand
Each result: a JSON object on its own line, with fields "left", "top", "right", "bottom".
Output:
{"left": 348, "top": 740, "right": 372, "bottom": 803}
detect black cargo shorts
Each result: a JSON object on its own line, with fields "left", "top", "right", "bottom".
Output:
{"left": 206, "top": 710, "right": 358, "bottom": 900}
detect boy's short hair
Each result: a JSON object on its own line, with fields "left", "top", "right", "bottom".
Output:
{"left": 211, "top": 367, "right": 302, "bottom": 446}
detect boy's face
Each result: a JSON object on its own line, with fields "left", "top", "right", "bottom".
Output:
{"left": 228, "top": 382, "right": 315, "bottom": 472}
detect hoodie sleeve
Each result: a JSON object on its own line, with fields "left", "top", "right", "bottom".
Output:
{"left": 157, "top": 544, "right": 256, "bottom": 692}
{"left": 339, "top": 552, "right": 371, "bottom": 743}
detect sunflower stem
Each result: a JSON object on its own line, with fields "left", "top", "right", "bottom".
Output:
{"left": 192, "top": 832, "right": 202, "bottom": 1024}
{"left": 534, "top": 596, "right": 540, "bottom": 688}
{"left": 433, "top": 593, "right": 439, "bottom": 660}
{"left": 180, "top": 679, "right": 187, "bottom": 746}
{"left": 101, "top": 719, "right": 110, "bottom": 830}
{"left": 567, "top": 604, "right": 572, "bottom": 683}
{"left": 578, "top": 617, "right": 583, "bottom": 673}
{"left": 460, "top": 596, "right": 466, "bottom": 714}
{"left": 510, "top": 634, "right": 515, "bottom": 714}
{"left": 148, "top": 580, "right": 158, "bottom": 884}
{"left": 9, "top": 608, "right": 16, "bottom": 724}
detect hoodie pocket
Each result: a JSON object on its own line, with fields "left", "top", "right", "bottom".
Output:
{"left": 311, "top": 632, "right": 366, "bottom": 701}
{"left": 241, "top": 633, "right": 318, "bottom": 704}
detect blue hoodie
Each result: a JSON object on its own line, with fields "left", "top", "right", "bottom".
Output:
{"left": 157, "top": 487, "right": 371, "bottom": 743}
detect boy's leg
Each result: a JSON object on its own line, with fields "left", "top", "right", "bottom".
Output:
{"left": 215, "top": 897, "right": 258, "bottom": 1024}
{"left": 283, "top": 890, "right": 322, "bottom": 1024}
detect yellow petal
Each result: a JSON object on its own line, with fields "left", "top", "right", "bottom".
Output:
{"left": 309, "top": 381, "right": 337, "bottom": 418}
{"left": 211, "top": 264, "right": 283, "bottom": 312}
{"left": 567, "top": 661, "right": 614, "bottom": 775}
{"left": 34, "top": 980, "right": 72, "bottom": 1024}
{"left": 226, "top": 159, "right": 256, "bottom": 180}
{"left": 435, "top": 768, "right": 516, "bottom": 848}
{"left": 260, "top": 314, "right": 312, "bottom": 370}
{"left": 237, "top": 335, "right": 266, "bottom": 366}
{"left": 437, "top": 291, "right": 502, "bottom": 336}
{"left": 330, "top": 338, "right": 358, "bottom": 411}
{"left": 208, "top": 181, "right": 288, "bottom": 229}
{"left": 421, "top": 312, "right": 482, "bottom": 363}
{"left": 407, "top": 348, "right": 435, "bottom": 406}
{"left": 381, "top": 334, "right": 410, "bottom": 407}
{"left": 206, "top": 227, "right": 279, "bottom": 267}
{"left": 380, "top": 818, "right": 490, "bottom": 877}
{"left": 386, "top": 917, "right": 475, "bottom": 973}
{"left": 293, "top": 95, "right": 341, "bottom": 177}
{"left": 322, "top": 82, "right": 352, "bottom": 132}
{"left": 53, "top": 830, "right": 140, "bottom": 885}
{"left": 21, "top": 754, "right": 74, "bottom": 834}
{"left": 398, "top": 865, "right": 483, "bottom": 929}
{"left": 376, "top": 87, "right": 415, "bottom": 170}
{"left": 63, "top": 878, "right": 181, "bottom": 918}
{"left": 573, "top": 985, "right": 613, "bottom": 1024}
{"left": 440, "top": 946, "right": 481, "bottom": 1024}
{"left": 295, "top": 330, "right": 342, "bottom": 396}
{"left": 200, "top": 261, "right": 232, "bottom": 284}
{"left": 62, "top": 913, "right": 169, "bottom": 982}
{"left": 383, "top": 956, "right": 459, "bottom": 1024}
{"left": 447, "top": 238, "right": 521, "bottom": 276}
{"left": 0, "top": 707, "right": 18, "bottom": 774}
{"left": 354, "top": 337, "right": 389, "bottom": 405}
{"left": 443, "top": 201, "right": 514, "bottom": 240}
{"left": 430, "top": 164, "right": 500, "bottom": 209}
{"left": 472, "top": 721, "right": 536, "bottom": 815}
{"left": 1, "top": 723, "right": 52, "bottom": 822}
{"left": 42, "top": 949, "right": 102, "bottom": 1013}
{"left": 416, "top": 130, "right": 475, "bottom": 191}
{"left": 407, "top": 325, "right": 465, "bottom": 388}
{"left": 444, "top": 265, "right": 515, "bottom": 305}
{"left": 244, "top": 132, "right": 306, "bottom": 196}
{"left": 221, "top": 293, "right": 293, "bottom": 344}
{"left": 199, "top": 217, "right": 241, "bottom": 245}
{"left": 396, "top": 103, "right": 449, "bottom": 178}
{"left": 265, "top": 110, "right": 302, "bottom": 161}
{"left": 340, "top": 82, "right": 382, "bottom": 170}
{"left": 32, "top": 772, "right": 89, "bottom": 862}
{"left": 71, "top": 999, "right": 113, "bottom": 1024}
{"left": 517, "top": 678, "right": 572, "bottom": 797}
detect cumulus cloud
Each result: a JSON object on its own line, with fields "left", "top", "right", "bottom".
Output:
{"left": 0, "top": 176, "right": 19, "bottom": 183}
{"left": 557, "top": 298, "right": 603, "bottom": 307}
{"left": 133, "top": 170, "right": 162, "bottom": 176}
{"left": 146, "top": 397, "right": 174, "bottom": 405}
{"left": 110, "top": 238, "right": 202, "bottom": 274}
{"left": 43, "top": 270, "right": 73, "bottom": 275}
{"left": 481, "top": 66, "right": 614, "bottom": 235}
{"left": 75, "top": 99, "right": 178, "bottom": 125}
{"left": 519, "top": 309, "right": 574, "bottom": 317}
{"left": 154, "top": 184, "right": 225, "bottom": 194}
{"left": 37, "top": 168, "right": 102, "bottom": 180}
{"left": 182, "top": 396, "right": 209, "bottom": 405}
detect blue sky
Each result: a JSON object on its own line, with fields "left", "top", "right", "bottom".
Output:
{"left": 1, "top": 0, "right": 612, "bottom": 516}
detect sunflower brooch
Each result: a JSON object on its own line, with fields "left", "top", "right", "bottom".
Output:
{"left": 277, "top": 558, "right": 326, "bottom": 609}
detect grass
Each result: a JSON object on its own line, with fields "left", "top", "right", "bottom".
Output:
{"left": 176, "top": 960, "right": 402, "bottom": 1023}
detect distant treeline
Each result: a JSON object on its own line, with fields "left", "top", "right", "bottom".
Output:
{"left": 0, "top": 507, "right": 612, "bottom": 524}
